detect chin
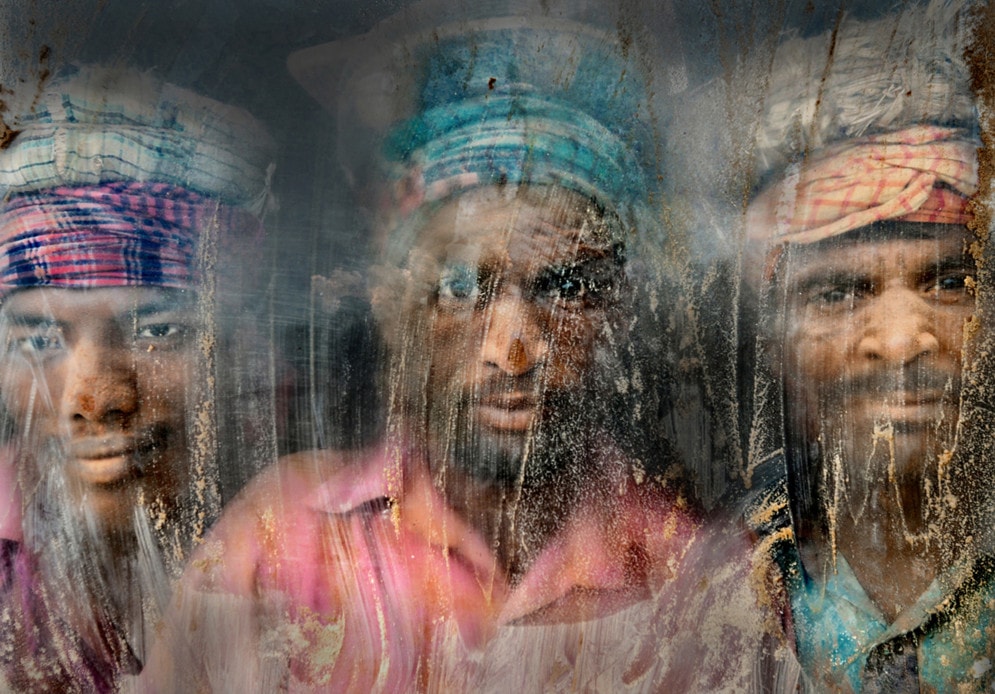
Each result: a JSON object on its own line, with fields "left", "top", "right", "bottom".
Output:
{"left": 456, "top": 431, "right": 528, "bottom": 485}
{"left": 72, "top": 487, "right": 141, "bottom": 536}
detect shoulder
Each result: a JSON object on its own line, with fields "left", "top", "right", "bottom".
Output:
{"left": 190, "top": 445, "right": 393, "bottom": 592}
{"left": 0, "top": 445, "right": 21, "bottom": 541}
{"left": 226, "top": 445, "right": 391, "bottom": 522}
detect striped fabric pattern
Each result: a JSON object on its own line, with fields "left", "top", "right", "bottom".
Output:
{"left": 0, "top": 66, "right": 274, "bottom": 215}
{"left": 0, "top": 181, "right": 261, "bottom": 293}
{"left": 747, "top": 125, "right": 977, "bottom": 246}
{"left": 383, "top": 94, "right": 647, "bottom": 232}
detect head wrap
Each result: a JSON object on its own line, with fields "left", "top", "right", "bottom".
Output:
{"left": 289, "top": 8, "right": 664, "bottom": 241}
{"left": 746, "top": 125, "right": 977, "bottom": 246}
{"left": 0, "top": 65, "right": 274, "bottom": 298}
{"left": 382, "top": 93, "right": 646, "bottom": 227}
{"left": 0, "top": 181, "right": 263, "bottom": 293}
{"left": 0, "top": 65, "right": 274, "bottom": 213}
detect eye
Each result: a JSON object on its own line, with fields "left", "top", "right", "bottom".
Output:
{"left": 928, "top": 271, "right": 973, "bottom": 303}
{"left": 438, "top": 265, "right": 480, "bottom": 302}
{"left": 137, "top": 323, "right": 183, "bottom": 339}
{"left": 803, "top": 279, "right": 871, "bottom": 310}
{"left": 812, "top": 287, "right": 854, "bottom": 305}
{"left": 534, "top": 266, "right": 609, "bottom": 304}
{"left": 134, "top": 320, "right": 192, "bottom": 350}
{"left": 552, "top": 274, "right": 586, "bottom": 300}
{"left": 7, "top": 330, "right": 64, "bottom": 357}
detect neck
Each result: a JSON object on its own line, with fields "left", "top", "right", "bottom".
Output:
{"left": 437, "top": 443, "right": 585, "bottom": 582}
{"left": 804, "top": 446, "right": 949, "bottom": 622}
{"left": 834, "top": 488, "right": 942, "bottom": 621}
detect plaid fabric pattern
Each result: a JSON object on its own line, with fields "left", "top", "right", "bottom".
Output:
{"left": 747, "top": 125, "right": 977, "bottom": 246}
{"left": 0, "top": 65, "right": 274, "bottom": 215}
{"left": 0, "top": 181, "right": 261, "bottom": 294}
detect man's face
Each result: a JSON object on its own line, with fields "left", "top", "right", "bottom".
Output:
{"left": 399, "top": 186, "right": 622, "bottom": 483}
{"left": 0, "top": 286, "right": 199, "bottom": 534}
{"left": 779, "top": 223, "right": 975, "bottom": 490}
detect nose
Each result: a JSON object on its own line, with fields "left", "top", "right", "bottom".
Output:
{"left": 61, "top": 339, "right": 139, "bottom": 429}
{"left": 856, "top": 289, "right": 940, "bottom": 365}
{"left": 480, "top": 293, "right": 547, "bottom": 377}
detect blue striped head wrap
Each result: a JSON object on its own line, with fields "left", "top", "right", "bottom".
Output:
{"left": 290, "top": 15, "right": 663, "bottom": 245}
{"left": 383, "top": 92, "right": 647, "bottom": 232}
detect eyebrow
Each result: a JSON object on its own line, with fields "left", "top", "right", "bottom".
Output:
{"left": 919, "top": 255, "right": 975, "bottom": 277}
{"left": 788, "top": 250, "right": 974, "bottom": 291}
{"left": 1, "top": 312, "right": 58, "bottom": 328}
{"left": 2, "top": 297, "right": 195, "bottom": 327}
{"left": 130, "top": 300, "right": 196, "bottom": 319}
{"left": 788, "top": 270, "right": 867, "bottom": 296}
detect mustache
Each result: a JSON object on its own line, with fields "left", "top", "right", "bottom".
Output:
{"left": 823, "top": 369, "right": 958, "bottom": 400}
{"left": 469, "top": 375, "right": 543, "bottom": 401}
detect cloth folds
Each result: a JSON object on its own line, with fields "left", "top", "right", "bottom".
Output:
{"left": 747, "top": 125, "right": 977, "bottom": 246}
{"left": 0, "top": 181, "right": 262, "bottom": 295}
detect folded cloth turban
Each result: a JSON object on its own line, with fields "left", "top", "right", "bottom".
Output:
{"left": 0, "top": 64, "right": 274, "bottom": 297}
{"left": 747, "top": 125, "right": 976, "bottom": 247}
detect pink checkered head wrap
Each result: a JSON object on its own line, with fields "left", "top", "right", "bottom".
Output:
{"left": 746, "top": 125, "right": 977, "bottom": 257}
{"left": 0, "top": 181, "right": 263, "bottom": 296}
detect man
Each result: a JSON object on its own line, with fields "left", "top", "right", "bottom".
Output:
{"left": 0, "top": 65, "right": 274, "bottom": 692}
{"left": 142, "top": 11, "right": 703, "bottom": 692}
{"left": 742, "top": 5, "right": 993, "bottom": 689}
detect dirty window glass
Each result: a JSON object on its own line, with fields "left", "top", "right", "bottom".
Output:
{"left": 0, "top": 1, "right": 992, "bottom": 691}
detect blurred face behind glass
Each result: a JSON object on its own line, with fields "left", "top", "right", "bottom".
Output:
{"left": 0, "top": 286, "right": 199, "bottom": 535}
{"left": 388, "top": 185, "right": 624, "bottom": 484}
{"left": 778, "top": 222, "right": 974, "bottom": 500}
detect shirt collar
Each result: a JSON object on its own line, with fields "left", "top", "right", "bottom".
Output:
{"left": 298, "top": 441, "right": 664, "bottom": 624}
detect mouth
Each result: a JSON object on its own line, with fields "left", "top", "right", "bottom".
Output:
{"left": 68, "top": 436, "right": 156, "bottom": 486}
{"left": 848, "top": 390, "right": 953, "bottom": 428}
{"left": 474, "top": 393, "right": 537, "bottom": 432}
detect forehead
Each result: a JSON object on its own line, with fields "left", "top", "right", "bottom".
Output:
{"left": 781, "top": 223, "right": 973, "bottom": 278}
{"left": 1, "top": 286, "right": 196, "bottom": 318}
{"left": 412, "top": 186, "right": 615, "bottom": 266}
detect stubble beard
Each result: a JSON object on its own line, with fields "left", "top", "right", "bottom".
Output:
{"left": 20, "top": 439, "right": 189, "bottom": 654}
{"left": 427, "top": 388, "right": 593, "bottom": 492}
{"left": 795, "top": 389, "right": 959, "bottom": 550}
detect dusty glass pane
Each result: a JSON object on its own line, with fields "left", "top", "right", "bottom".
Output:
{"left": 0, "top": 1, "right": 990, "bottom": 692}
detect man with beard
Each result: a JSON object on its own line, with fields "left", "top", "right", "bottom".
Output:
{"left": 0, "top": 65, "right": 274, "bottom": 692}
{"left": 139, "top": 10, "right": 702, "bottom": 692}
{"left": 731, "top": 4, "right": 995, "bottom": 688}
{"left": 741, "top": 6, "right": 993, "bottom": 683}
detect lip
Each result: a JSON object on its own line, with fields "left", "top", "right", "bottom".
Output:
{"left": 68, "top": 436, "right": 149, "bottom": 486}
{"left": 474, "top": 393, "right": 537, "bottom": 432}
{"left": 847, "top": 391, "right": 952, "bottom": 428}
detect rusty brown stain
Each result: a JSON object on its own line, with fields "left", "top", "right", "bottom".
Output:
{"left": 967, "top": 2, "right": 995, "bottom": 245}
{"left": 78, "top": 393, "right": 95, "bottom": 415}
{"left": 37, "top": 44, "right": 51, "bottom": 85}
{"left": 0, "top": 123, "right": 21, "bottom": 150}
{"left": 0, "top": 83, "right": 21, "bottom": 151}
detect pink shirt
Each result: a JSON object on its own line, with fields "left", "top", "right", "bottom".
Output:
{"left": 143, "top": 442, "right": 702, "bottom": 692}
{"left": 0, "top": 444, "right": 21, "bottom": 542}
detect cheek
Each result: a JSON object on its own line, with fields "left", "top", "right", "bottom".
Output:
{"left": 135, "top": 351, "right": 194, "bottom": 423}
{"left": 426, "top": 313, "right": 478, "bottom": 383}
{"left": 936, "top": 312, "right": 971, "bottom": 362}
{"left": 785, "top": 319, "right": 848, "bottom": 395}
{"left": 0, "top": 359, "right": 63, "bottom": 426}
{"left": 543, "top": 312, "right": 602, "bottom": 381}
